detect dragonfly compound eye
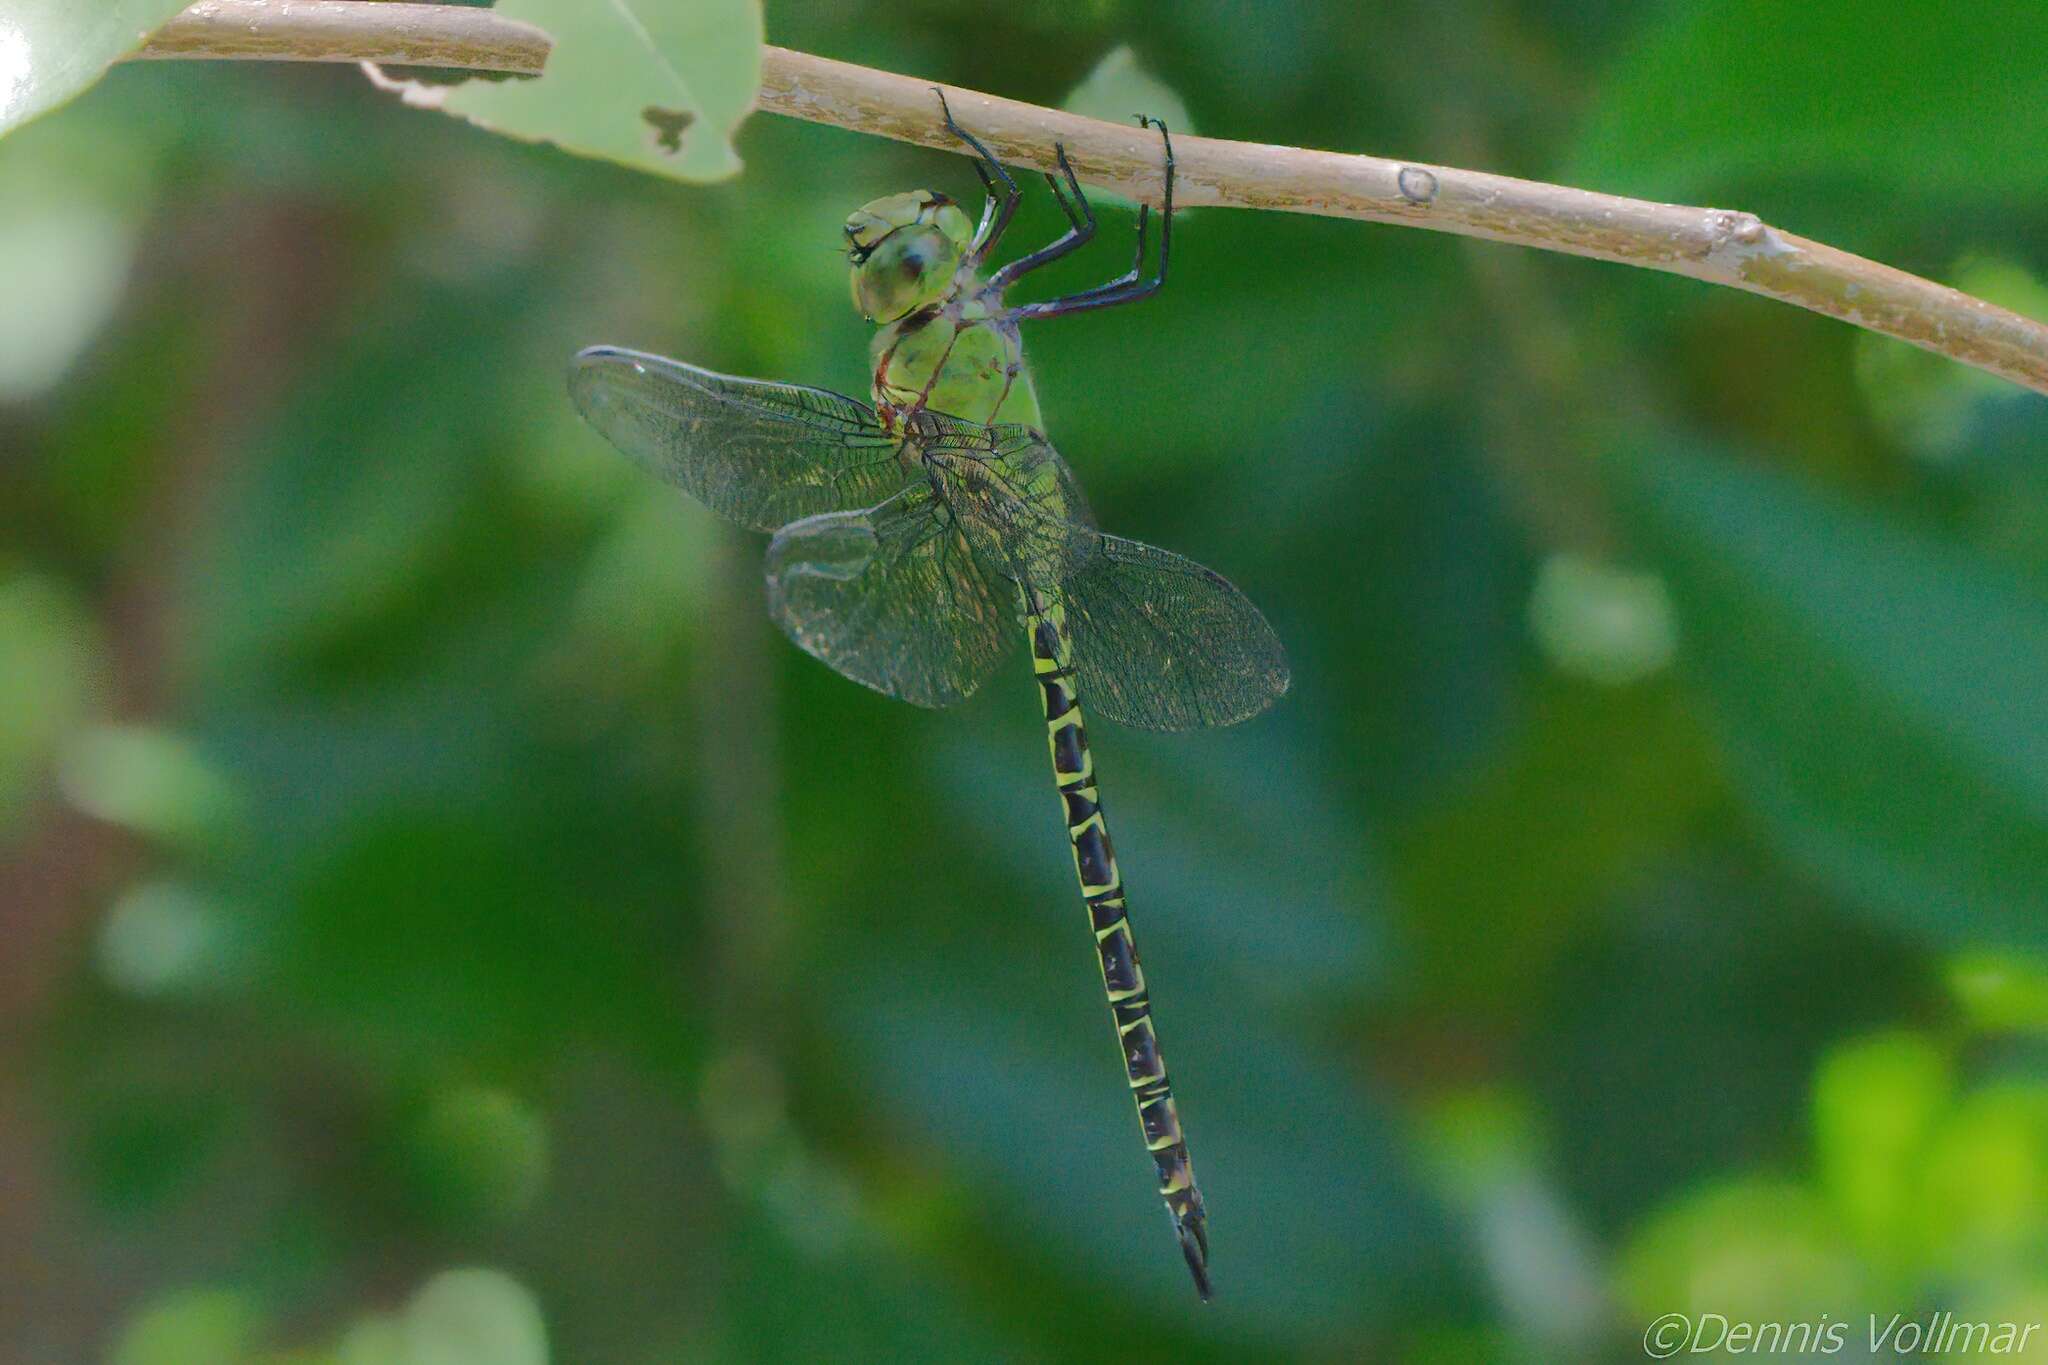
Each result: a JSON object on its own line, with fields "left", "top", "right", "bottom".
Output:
{"left": 850, "top": 224, "right": 964, "bottom": 323}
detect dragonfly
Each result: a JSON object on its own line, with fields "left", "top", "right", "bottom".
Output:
{"left": 569, "top": 95, "right": 1287, "bottom": 1300}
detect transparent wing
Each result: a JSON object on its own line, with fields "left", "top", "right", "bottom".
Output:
{"left": 568, "top": 346, "right": 908, "bottom": 533}
{"left": 913, "top": 413, "right": 1095, "bottom": 530}
{"left": 923, "top": 425, "right": 1290, "bottom": 732}
{"left": 765, "top": 482, "right": 1014, "bottom": 709}
{"left": 1059, "top": 535, "right": 1291, "bottom": 731}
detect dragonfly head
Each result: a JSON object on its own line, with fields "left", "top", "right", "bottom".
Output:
{"left": 844, "top": 190, "right": 972, "bottom": 323}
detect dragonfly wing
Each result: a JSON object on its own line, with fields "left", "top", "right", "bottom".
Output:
{"left": 921, "top": 422, "right": 1287, "bottom": 730}
{"left": 569, "top": 347, "right": 908, "bottom": 533}
{"left": 766, "top": 482, "right": 1014, "bottom": 709}
{"left": 911, "top": 416, "right": 1095, "bottom": 528}
{"left": 1061, "top": 534, "right": 1290, "bottom": 731}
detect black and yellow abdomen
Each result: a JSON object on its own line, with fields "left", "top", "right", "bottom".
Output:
{"left": 1027, "top": 597, "right": 1211, "bottom": 1300}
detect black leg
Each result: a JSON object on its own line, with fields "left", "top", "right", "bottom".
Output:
{"left": 987, "top": 142, "right": 1097, "bottom": 291}
{"left": 1037, "top": 202, "right": 1150, "bottom": 306}
{"left": 1039, "top": 164, "right": 1087, "bottom": 235}
{"left": 936, "top": 88, "right": 1020, "bottom": 264}
{"left": 1006, "top": 115, "right": 1174, "bottom": 322}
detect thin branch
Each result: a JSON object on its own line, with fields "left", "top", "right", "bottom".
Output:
{"left": 761, "top": 51, "right": 2048, "bottom": 398}
{"left": 140, "top": 1, "right": 551, "bottom": 75}
{"left": 136, "top": 3, "right": 2048, "bottom": 399}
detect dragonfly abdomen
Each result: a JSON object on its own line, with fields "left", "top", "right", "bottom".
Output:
{"left": 1028, "top": 604, "right": 1212, "bottom": 1301}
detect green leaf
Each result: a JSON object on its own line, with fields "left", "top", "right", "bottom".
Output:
{"left": 1607, "top": 443, "right": 2048, "bottom": 951}
{"left": 1060, "top": 46, "right": 1193, "bottom": 211}
{"left": 1061, "top": 45, "right": 1194, "bottom": 136}
{"left": 0, "top": 571, "right": 101, "bottom": 829}
{"left": 110, "top": 1286, "right": 266, "bottom": 1365}
{"left": 1811, "top": 1031, "right": 1952, "bottom": 1269}
{"left": 0, "top": 116, "right": 149, "bottom": 400}
{"left": 400, "top": 1086, "right": 552, "bottom": 1225}
{"left": 57, "top": 724, "right": 246, "bottom": 854}
{"left": 1915, "top": 1083, "right": 2048, "bottom": 1274}
{"left": 1947, "top": 950, "right": 2048, "bottom": 1035}
{"left": 1618, "top": 1179, "right": 1866, "bottom": 1325}
{"left": 379, "top": 0, "right": 763, "bottom": 183}
{"left": 1569, "top": 0, "right": 2048, "bottom": 201}
{"left": 400, "top": 1268, "right": 549, "bottom": 1365}
{"left": 1393, "top": 678, "right": 1721, "bottom": 1005}
{"left": 0, "top": 1, "right": 190, "bottom": 139}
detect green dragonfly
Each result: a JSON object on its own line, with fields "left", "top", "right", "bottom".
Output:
{"left": 569, "top": 97, "right": 1286, "bottom": 1300}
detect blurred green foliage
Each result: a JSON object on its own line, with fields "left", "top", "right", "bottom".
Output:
{"left": 2, "top": 1, "right": 2046, "bottom": 1361}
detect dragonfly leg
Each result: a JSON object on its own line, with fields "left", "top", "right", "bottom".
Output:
{"left": 985, "top": 141, "right": 1098, "bottom": 292}
{"left": 1006, "top": 116, "right": 1174, "bottom": 322}
{"left": 937, "top": 88, "right": 1021, "bottom": 263}
{"left": 1035, "top": 202, "right": 1149, "bottom": 305}
{"left": 1039, "top": 156, "right": 1091, "bottom": 237}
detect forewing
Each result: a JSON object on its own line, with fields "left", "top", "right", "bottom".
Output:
{"left": 1062, "top": 534, "right": 1291, "bottom": 732}
{"left": 569, "top": 346, "right": 907, "bottom": 533}
{"left": 765, "top": 483, "right": 1014, "bottom": 709}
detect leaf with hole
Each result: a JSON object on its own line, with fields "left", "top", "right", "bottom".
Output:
{"left": 376, "top": 0, "right": 763, "bottom": 183}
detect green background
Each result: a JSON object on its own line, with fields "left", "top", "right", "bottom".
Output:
{"left": 2, "top": 1, "right": 2046, "bottom": 1360}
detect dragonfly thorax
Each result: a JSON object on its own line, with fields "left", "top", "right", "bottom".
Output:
{"left": 847, "top": 188, "right": 1046, "bottom": 434}
{"left": 870, "top": 296, "right": 1038, "bottom": 434}
{"left": 844, "top": 190, "right": 973, "bottom": 324}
